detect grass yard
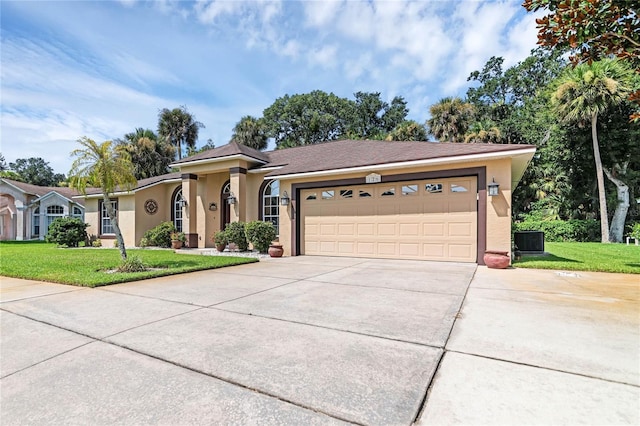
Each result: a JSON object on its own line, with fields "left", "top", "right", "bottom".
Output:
{"left": 513, "top": 241, "right": 640, "bottom": 274}
{"left": 0, "top": 241, "right": 257, "bottom": 287}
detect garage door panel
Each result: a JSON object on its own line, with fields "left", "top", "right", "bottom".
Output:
{"left": 302, "top": 177, "right": 477, "bottom": 262}
{"left": 338, "top": 223, "right": 355, "bottom": 235}
{"left": 399, "top": 222, "right": 419, "bottom": 236}
{"left": 423, "top": 223, "right": 445, "bottom": 236}
{"left": 378, "top": 242, "right": 398, "bottom": 256}
{"left": 320, "top": 223, "right": 338, "bottom": 236}
{"left": 378, "top": 223, "right": 397, "bottom": 235}
{"left": 448, "top": 222, "right": 473, "bottom": 237}
{"left": 448, "top": 244, "right": 473, "bottom": 259}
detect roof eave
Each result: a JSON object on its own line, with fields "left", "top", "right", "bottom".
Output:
{"left": 267, "top": 148, "right": 537, "bottom": 180}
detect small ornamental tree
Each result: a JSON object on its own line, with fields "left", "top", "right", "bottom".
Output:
{"left": 45, "top": 217, "right": 89, "bottom": 247}
{"left": 245, "top": 221, "right": 277, "bottom": 253}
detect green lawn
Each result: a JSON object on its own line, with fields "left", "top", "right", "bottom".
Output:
{"left": 0, "top": 241, "right": 257, "bottom": 287}
{"left": 513, "top": 242, "right": 640, "bottom": 274}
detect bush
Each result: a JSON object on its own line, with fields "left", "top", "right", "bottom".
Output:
{"left": 45, "top": 217, "right": 89, "bottom": 247}
{"left": 141, "top": 222, "right": 176, "bottom": 248}
{"left": 117, "top": 255, "right": 147, "bottom": 273}
{"left": 213, "top": 230, "right": 228, "bottom": 246}
{"left": 513, "top": 219, "right": 600, "bottom": 242}
{"left": 245, "top": 221, "right": 277, "bottom": 253}
{"left": 225, "top": 221, "right": 249, "bottom": 251}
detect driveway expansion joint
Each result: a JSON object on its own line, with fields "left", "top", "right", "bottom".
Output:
{"left": 446, "top": 349, "right": 640, "bottom": 388}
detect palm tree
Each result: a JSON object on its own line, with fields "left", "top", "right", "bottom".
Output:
{"left": 552, "top": 59, "right": 633, "bottom": 242}
{"left": 118, "top": 128, "right": 175, "bottom": 179}
{"left": 69, "top": 137, "right": 137, "bottom": 260}
{"left": 231, "top": 116, "right": 268, "bottom": 150}
{"left": 464, "top": 121, "right": 503, "bottom": 143}
{"left": 426, "top": 97, "right": 475, "bottom": 143}
{"left": 385, "top": 120, "right": 428, "bottom": 141}
{"left": 158, "top": 106, "right": 204, "bottom": 160}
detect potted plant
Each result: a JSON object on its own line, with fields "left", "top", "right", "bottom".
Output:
{"left": 170, "top": 231, "right": 186, "bottom": 249}
{"left": 213, "top": 230, "right": 228, "bottom": 252}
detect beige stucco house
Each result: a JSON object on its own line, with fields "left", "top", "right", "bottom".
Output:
{"left": 0, "top": 179, "right": 85, "bottom": 241}
{"left": 76, "top": 140, "right": 535, "bottom": 264}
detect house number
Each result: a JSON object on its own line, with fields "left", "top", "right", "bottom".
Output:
{"left": 366, "top": 173, "right": 381, "bottom": 184}
{"left": 144, "top": 199, "right": 158, "bottom": 215}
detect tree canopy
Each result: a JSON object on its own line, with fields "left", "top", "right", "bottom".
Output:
{"left": 8, "top": 157, "right": 65, "bottom": 186}
{"left": 231, "top": 116, "right": 268, "bottom": 150}
{"left": 260, "top": 90, "right": 410, "bottom": 148}
{"left": 158, "top": 106, "right": 204, "bottom": 160}
{"left": 117, "top": 128, "right": 175, "bottom": 179}
{"left": 522, "top": 0, "right": 640, "bottom": 120}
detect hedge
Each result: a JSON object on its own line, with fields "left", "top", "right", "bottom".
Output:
{"left": 512, "top": 219, "right": 600, "bottom": 242}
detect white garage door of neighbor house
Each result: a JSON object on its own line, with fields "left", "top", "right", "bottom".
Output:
{"left": 301, "top": 177, "right": 478, "bottom": 262}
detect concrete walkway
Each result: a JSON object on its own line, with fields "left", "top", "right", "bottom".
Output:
{"left": 1, "top": 257, "right": 638, "bottom": 425}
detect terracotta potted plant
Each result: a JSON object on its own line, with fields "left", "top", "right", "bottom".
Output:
{"left": 484, "top": 250, "right": 510, "bottom": 269}
{"left": 170, "top": 231, "right": 186, "bottom": 249}
{"left": 268, "top": 242, "right": 284, "bottom": 257}
{"left": 213, "top": 230, "right": 228, "bottom": 252}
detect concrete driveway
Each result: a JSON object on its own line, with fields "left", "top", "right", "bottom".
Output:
{"left": 1, "top": 256, "right": 638, "bottom": 425}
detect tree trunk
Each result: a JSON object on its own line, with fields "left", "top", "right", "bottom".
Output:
{"left": 103, "top": 194, "right": 127, "bottom": 260}
{"left": 591, "top": 113, "right": 610, "bottom": 243}
{"left": 603, "top": 167, "right": 629, "bottom": 243}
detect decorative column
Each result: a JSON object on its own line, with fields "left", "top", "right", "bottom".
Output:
{"left": 229, "top": 167, "right": 247, "bottom": 223}
{"left": 14, "top": 200, "right": 25, "bottom": 241}
{"left": 181, "top": 173, "right": 198, "bottom": 248}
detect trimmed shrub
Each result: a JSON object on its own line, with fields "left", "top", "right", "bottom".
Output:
{"left": 629, "top": 223, "right": 640, "bottom": 240}
{"left": 45, "top": 217, "right": 89, "bottom": 247}
{"left": 225, "top": 221, "right": 249, "bottom": 251}
{"left": 246, "top": 221, "right": 277, "bottom": 253}
{"left": 512, "top": 219, "right": 600, "bottom": 242}
{"left": 141, "top": 222, "right": 176, "bottom": 248}
{"left": 213, "top": 230, "right": 228, "bottom": 246}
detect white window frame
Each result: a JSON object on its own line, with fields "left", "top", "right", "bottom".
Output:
{"left": 172, "top": 188, "right": 183, "bottom": 232}
{"left": 262, "top": 180, "right": 280, "bottom": 234}
{"left": 100, "top": 200, "right": 117, "bottom": 235}
{"left": 46, "top": 205, "right": 64, "bottom": 231}
{"left": 32, "top": 207, "right": 41, "bottom": 237}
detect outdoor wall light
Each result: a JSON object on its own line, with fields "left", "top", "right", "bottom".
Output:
{"left": 488, "top": 178, "right": 500, "bottom": 196}
{"left": 227, "top": 192, "right": 237, "bottom": 205}
{"left": 209, "top": 202, "right": 217, "bottom": 211}
{"left": 280, "top": 191, "right": 290, "bottom": 206}
{"left": 177, "top": 195, "right": 188, "bottom": 208}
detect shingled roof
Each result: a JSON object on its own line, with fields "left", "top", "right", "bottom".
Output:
{"left": 80, "top": 172, "right": 182, "bottom": 196}
{"left": 174, "top": 140, "right": 535, "bottom": 175}
{"left": 260, "top": 140, "right": 535, "bottom": 177}
{"left": 172, "top": 141, "right": 270, "bottom": 166}
{"left": 1, "top": 178, "right": 86, "bottom": 206}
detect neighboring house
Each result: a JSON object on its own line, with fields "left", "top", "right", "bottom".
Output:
{"left": 76, "top": 140, "right": 535, "bottom": 264}
{"left": 0, "top": 179, "right": 85, "bottom": 241}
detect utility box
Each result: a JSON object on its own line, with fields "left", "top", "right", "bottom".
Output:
{"left": 514, "top": 231, "right": 544, "bottom": 253}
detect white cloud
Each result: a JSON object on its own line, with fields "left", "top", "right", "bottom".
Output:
{"left": 304, "top": 0, "right": 342, "bottom": 28}
{"left": 194, "top": 0, "right": 243, "bottom": 24}
{"left": 308, "top": 45, "right": 338, "bottom": 69}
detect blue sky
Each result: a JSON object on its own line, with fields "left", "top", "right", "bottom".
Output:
{"left": 1, "top": 0, "right": 541, "bottom": 174}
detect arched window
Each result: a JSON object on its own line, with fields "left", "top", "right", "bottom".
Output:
{"left": 171, "top": 187, "right": 183, "bottom": 232}
{"left": 262, "top": 180, "right": 279, "bottom": 234}
{"left": 72, "top": 206, "right": 83, "bottom": 219}
{"left": 46, "top": 205, "right": 64, "bottom": 230}
{"left": 222, "top": 181, "right": 231, "bottom": 194}
{"left": 32, "top": 207, "right": 40, "bottom": 236}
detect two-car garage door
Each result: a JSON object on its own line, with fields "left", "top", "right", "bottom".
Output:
{"left": 301, "top": 177, "right": 478, "bottom": 262}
